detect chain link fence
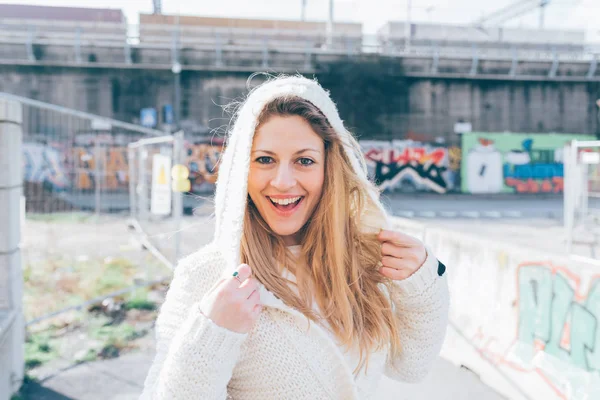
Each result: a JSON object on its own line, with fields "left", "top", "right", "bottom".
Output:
{"left": 0, "top": 92, "right": 179, "bottom": 327}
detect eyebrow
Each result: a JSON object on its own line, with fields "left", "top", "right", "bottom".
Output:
{"left": 252, "top": 148, "right": 322, "bottom": 155}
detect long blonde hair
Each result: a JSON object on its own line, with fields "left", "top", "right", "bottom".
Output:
{"left": 240, "top": 96, "right": 401, "bottom": 372}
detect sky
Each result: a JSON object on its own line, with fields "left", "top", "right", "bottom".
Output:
{"left": 1, "top": 0, "right": 598, "bottom": 40}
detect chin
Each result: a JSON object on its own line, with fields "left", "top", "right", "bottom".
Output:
{"left": 271, "top": 223, "right": 303, "bottom": 238}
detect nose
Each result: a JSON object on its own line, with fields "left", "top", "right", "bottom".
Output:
{"left": 271, "top": 164, "right": 297, "bottom": 191}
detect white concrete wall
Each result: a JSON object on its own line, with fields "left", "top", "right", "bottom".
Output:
{"left": 0, "top": 97, "right": 24, "bottom": 399}
{"left": 380, "top": 22, "right": 585, "bottom": 45}
{"left": 390, "top": 217, "right": 600, "bottom": 400}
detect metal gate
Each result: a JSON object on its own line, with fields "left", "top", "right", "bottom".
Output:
{"left": 564, "top": 140, "right": 600, "bottom": 262}
{"left": 127, "top": 131, "right": 185, "bottom": 267}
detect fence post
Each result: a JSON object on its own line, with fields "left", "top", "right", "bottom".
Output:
{"left": 94, "top": 140, "right": 101, "bottom": 217}
{"left": 128, "top": 146, "right": 136, "bottom": 220}
{"left": 0, "top": 97, "right": 24, "bottom": 395}
{"left": 564, "top": 143, "right": 573, "bottom": 254}
{"left": 173, "top": 130, "right": 184, "bottom": 262}
{"left": 138, "top": 147, "right": 148, "bottom": 221}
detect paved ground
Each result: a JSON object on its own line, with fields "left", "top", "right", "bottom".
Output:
{"left": 381, "top": 192, "right": 598, "bottom": 220}
{"left": 23, "top": 344, "right": 505, "bottom": 400}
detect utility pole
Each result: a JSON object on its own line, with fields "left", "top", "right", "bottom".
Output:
{"left": 539, "top": 0, "right": 550, "bottom": 29}
{"left": 153, "top": 0, "right": 162, "bottom": 14}
{"left": 405, "top": 0, "right": 412, "bottom": 52}
{"left": 326, "top": 0, "right": 334, "bottom": 48}
{"left": 301, "top": 0, "right": 307, "bottom": 21}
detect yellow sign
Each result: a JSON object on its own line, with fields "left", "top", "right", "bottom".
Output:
{"left": 151, "top": 154, "right": 172, "bottom": 215}
{"left": 171, "top": 164, "right": 190, "bottom": 180}
{"left": 171, "top": 164, "right": 191, "bottom": 192}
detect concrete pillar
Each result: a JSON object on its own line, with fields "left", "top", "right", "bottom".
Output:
{"left": 0, "top": 97, "right": 24, "bottom": 398}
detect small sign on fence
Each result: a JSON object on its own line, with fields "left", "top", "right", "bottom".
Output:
{"left": 580, "top": 151, "right": 600, "bottom": 165}
{"left": 454, "top": 122, "right": 472, "bottom": 134}
{"left": 151, "top": 154, "right": 172, "bottom": 215}
{"left": 141, "top": 108, "right": 158, "bottom": 128}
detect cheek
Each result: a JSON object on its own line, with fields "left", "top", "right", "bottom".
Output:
{"left": 247, "top": 170, "right": 266, "bottom": 198}
{"left": 307, "top": 168, "right": 325, "bottom": 197}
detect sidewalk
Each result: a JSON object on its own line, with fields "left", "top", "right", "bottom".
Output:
{"left": 21, "top": 342, "right": 505, "bottom": 400}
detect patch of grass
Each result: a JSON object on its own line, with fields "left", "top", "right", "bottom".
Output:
{"left": 24, "top": 331, "right": 58, "bottom": 370}
{"left": 88, "top": 322, "right": 145, "bottom": 359}
{"left": 124, "top": 288, "right": 156, "bottom": 311}
{"left": 24, "top": 256, "right": 139, "bottom": 321}
{"left": 26, "top": 212, "right": 96, "bottom": 223}
{"left": 76, "top": 348, "right": 99, "bottom": 363}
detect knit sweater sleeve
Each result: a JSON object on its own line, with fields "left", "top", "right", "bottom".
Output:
{"left": 140, "top": 244, "right": 247, "bottom": 399}
{"left": 384, "top": 247, "right": 450, "bottom": 383}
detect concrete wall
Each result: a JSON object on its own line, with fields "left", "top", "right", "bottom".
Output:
{"left": 0, "top": 64, "right": 599, "bottom": 140}
{"left": 390, "top": 217, "right": 600, "bottom": 400}
{"left": 379, "top": 22, "right": 585, "bottom": 45}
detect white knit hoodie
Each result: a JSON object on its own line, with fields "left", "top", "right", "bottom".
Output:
{"left": 140, "top": 76, "right": 450, "bottom": 399}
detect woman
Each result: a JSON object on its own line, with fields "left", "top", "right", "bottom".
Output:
{"left": 140, "top": 75, "right": 449, "bottom": 399}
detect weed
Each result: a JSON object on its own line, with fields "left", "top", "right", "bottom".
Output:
{"left": 24, "top": 332, "right": 58, "bottom": 370}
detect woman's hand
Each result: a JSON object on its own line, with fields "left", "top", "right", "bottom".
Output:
{"left": 377, "top": 229, "right": 427, "bottom": 281}
{"left": 199, "top": 264, "right": 263, "bottom": 334}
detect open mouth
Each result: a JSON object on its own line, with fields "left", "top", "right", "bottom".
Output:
{"left": 267, "top": 196, "right": 304, "bottom": 212}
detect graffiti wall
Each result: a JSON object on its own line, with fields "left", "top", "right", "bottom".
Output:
{"left": 390, "top": 218, "right": 600, "bottom": 400}
{"left": 361, "top": 140, "right": 458, "bottom": 193}
{"left": 461, "top": 133, "right": 596, "bottom": 194}
{"left": 22, "top": 140, "right": 223, "bottom": 194}
{"left": 25, "top": 138, "right": 462, "bottom": 195}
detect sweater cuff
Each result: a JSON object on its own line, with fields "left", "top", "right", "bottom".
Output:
{"left": 392, "top": 247, "right": 441, "bottom": 297}
{"left": 166, "top": 304, "right": 248, "bottom": 374}
{"left": 184, "top": 305, "right": 248, "bottom": 354}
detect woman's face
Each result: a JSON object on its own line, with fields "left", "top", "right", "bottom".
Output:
{"left": 248, "top": 115, "right": 325, "bottom": 246}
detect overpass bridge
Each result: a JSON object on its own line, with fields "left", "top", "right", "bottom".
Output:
{"left": 0, "top": 18, "right": 599, "bottom": 82}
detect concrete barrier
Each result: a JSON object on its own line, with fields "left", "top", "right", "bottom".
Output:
{"left": 390, "top": 217, "right": 600, "bottom": 400}
{"left": 0, "top": 98, "right": 24, "bottom": 399}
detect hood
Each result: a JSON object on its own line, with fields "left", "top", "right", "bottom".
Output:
{"left": 212, "top": 75, "right": 390, "bottom": 274}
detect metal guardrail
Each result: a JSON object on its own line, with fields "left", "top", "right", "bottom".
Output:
{"left": 1, "top": 21, "right": 599, "bottom": 80}
{"left": 0, "top": 92, "right": 165, "bottom": 138}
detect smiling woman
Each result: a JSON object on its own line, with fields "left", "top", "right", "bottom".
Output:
{"left": 248, "top": 112, "right": 325, "bottom": 245}
{"left": 141, "top": 76, "right": 449, "bottom": 400}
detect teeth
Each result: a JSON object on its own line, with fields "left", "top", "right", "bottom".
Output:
{"left": 269, "top": 196, "right": 301, "bottom": 205}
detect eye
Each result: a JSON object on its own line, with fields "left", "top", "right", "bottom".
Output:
{"left": 298, "top": 157, "right": 315, "bottom": 166}
{"left": 256, "top": 156, "right": 274, "bottom": 164}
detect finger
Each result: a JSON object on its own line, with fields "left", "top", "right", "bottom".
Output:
{"left": 238, "top": 278, "right": 259, "bottom": 299}
{"left": 382, "top": 243, "right": 422, "bottom": 263}
{"left": 378, "top": 229, "right": 418, "bottom": 247}
{"left": 381, "top": 242, "right": 413, "bottom": 259}
{"left": 381, "top": 255, "right": 409, "bottom": 271}
{"left": 225, "top": 264, "right": 252, "bottom": 290}
{"left": 251, "top": 303, "right": 263, "bottom": 318}
{"left": 246, "top": 289, "right": 260, "bottom": 304}
{"left": 380, "top": 266, "right": 412, "bottom": 281}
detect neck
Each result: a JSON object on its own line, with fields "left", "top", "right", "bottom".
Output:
{"left": 282, "top": 233, "right": 301, "bottom": 246}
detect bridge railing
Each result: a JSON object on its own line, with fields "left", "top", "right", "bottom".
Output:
{"left": 0, "top": 21, "right": 598, "bottom": 77}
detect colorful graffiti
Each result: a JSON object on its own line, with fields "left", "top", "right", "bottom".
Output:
{"left": 23, "top": 143, "right": 70, "bottom": 190}
{"left": 361, "top": 140, "right": 455, "bottom": 193}
{"left": 23, "top": 141, "right": 224, "bottom": 193}
{"left": 512, "top": 263, "right": 600, "bottom": 398}
{"left": 26, "top": 139, "right": 462, "bottom": 194}
{"left": 186, "top": 143, "right": 221, "bottom": 193}
{"left": 462, "top": 133, "right": 596, "bottom": 194}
